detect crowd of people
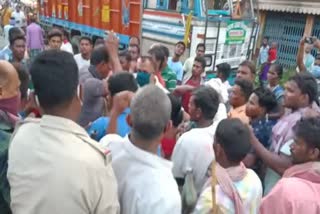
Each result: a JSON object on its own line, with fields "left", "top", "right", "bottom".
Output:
{"left": 1, "top": 10, "right": 320, "bottom": 214}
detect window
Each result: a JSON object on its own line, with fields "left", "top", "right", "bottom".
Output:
{"left": 213, "top": 0, "right": 228, "bottom": 9}
{"left": 145, "top": 0, "right": 190, "bottom": 12}
{"left": 169, "top": 0, "right": 178, "bottom": 10}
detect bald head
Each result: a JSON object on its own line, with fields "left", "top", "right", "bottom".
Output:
{"left": 0, "top": 60, "right": 20, "bottom": 100}
{"left": 130, "top": 85, "right": 171, "bottom": 141}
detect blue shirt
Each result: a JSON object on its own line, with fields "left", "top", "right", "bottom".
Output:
{"left": 304, "top": 53, "right": 315, "bottom": 73}
{"left": 251, "top": 117, "right": 277, "bottom": 149}
{"left": 250, "top": 117, "right": 277, "bottom": 176}
{"left": 87, "top": 108, "right": 131, "bottom": 141}
{"left": 0, "top": 46, "right": 29, "bottom": 72}
{"left": 168, "top": 57, "right": 183, "bottom": 81}
{"left": 271, "top": 85, "right": 284, "bottom": 104}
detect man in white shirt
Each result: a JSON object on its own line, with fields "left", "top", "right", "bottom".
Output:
{"left": 204, "top": 78, "right": 228, "bottom": 123}
{"left": 172, "top": 86, "right": 220, "bottom": 194}
{"left": 216, "top": 62, "right": 232, "bottom": 91}
{"left": 7, "top": 50, "right": 119, "bottom": 214}
{"left": 107, "top": 85, "right": 181, "bottom": 214}
{"left": 183, "top": 43, "right": 205, "bottom": 83}
{"left": 11, "top": 5, "right": 25, "bottom": 28}
{"left": 205, "top": 78, "right": 229, "bottom": 104}
{"left": 258, "top": 37, "right": 269, "bottom": 66}
{"left": 74, "top": 36, "right": 93, "bottom": 70}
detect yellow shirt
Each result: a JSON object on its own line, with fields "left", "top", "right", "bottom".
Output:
{"left": 2, "top": 8, "right": 12, "bottom": 26}
{"left": 228, "top": 105, "right": 250, "bottom": 124}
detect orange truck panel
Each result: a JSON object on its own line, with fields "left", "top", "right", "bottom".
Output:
{"left": 38, "top": 0, "right": 142, "bottom": 45}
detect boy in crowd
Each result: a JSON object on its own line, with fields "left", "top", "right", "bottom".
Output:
{"left": 260, "top": 117, "right": 320, "bottom": 213}
{"left": 228, "top": 79, "right": 253, "bottom": 124}
{"left": 174, "top": 56, "right": 206, "bottom": 113}
{"left": 244, "top": 87, "right": 278, "bottom": 172}
{"left": 47, "top": 28, "right": 63, "bottom": 50}
{"left": 172, "top": 86, "right": 220, "bottom": 195}
{"left": 74, "top": 36, "right": 93, "bottom": 70}
{"left": 87, "top": 72, "right": 138, "bottom": 141}
{"left": 183, "top": 43, "right": 205, "bottom": 83}
{"left": 194, "top": 119, "right": 262, "bottom": 213}
{"left": 168, "top": 41, "right": 186, "bottom": 84}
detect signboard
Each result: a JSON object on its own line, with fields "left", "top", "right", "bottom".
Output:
{"left": 225, "top": 21, "right": 247, "bottom": 45}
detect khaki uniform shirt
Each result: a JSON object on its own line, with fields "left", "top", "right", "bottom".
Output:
{"left": 7, "top": 115, "right": 119, "bottom": 214}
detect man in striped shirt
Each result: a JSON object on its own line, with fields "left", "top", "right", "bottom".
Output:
{"left": 159, "top": 45, "right": 177, "bottom": 91}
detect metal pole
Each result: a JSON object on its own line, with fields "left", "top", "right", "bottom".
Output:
{"left": 249, "top": 0, "right": 255, "bottom": 19}
{"left": 204, "top": 0, "right": 209, "bottom": 47}
{"left": 213, "top": 20, "right": 221, "bottom": 69}
{"left": 251, "top": 21, "right": 259, "bottom": 60}
{"left": 246, "top": 21, "right": 256, "bottom": 59}
{"left": 139, "top": 0, "right": 144, "bottom": 49}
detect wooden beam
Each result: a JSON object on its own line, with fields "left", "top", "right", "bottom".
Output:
{"left": 304, "top": 15, "right": 315, "bottom": 36}
{"left": 253, "top": 10, "right": 267, "bottom": 61}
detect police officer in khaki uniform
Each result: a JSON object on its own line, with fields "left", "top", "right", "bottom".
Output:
{"left": 7, "top": 50, "right": 119, "bottom": 214}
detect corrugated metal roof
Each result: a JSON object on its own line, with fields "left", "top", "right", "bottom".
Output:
{"left": 257, "top": 0, "right": 320, "bottom": 15}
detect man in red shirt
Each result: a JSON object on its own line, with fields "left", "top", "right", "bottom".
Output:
{"left": 174, "top": 56, "right": 206, "bottom": 113}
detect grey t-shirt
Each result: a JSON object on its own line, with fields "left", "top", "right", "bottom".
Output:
{"left": 78, "top": 66, "right": 106, "bottom": 127}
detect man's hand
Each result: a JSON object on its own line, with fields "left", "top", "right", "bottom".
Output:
{"left": 23, "top": 91, "right": 41, "bottom": 117}
{"left": 111, "top": 91, "right": 135, "bottom": 116}
{"left": 104, "top": 31, "right": 122, "bottom": 72}
{"left": 297, "top": 36, "right": 308, "bottom": 73}
{"left": 247, "top": 124, "right": 259, "bottom": 146}
{"left": 106, "top": 91, "right": 135, "bottom": 135}
{"left": 173, "top": 85, "right": 195, "bottom": 95}
{"left": 299, "top": 36, "right": 306, "bottom": 47}
{"left": 102, "top": 79, "right": 109, "bottom": 97}
{"left": 105, "top": 31, "right": 119, "bottom": 58}
{"left": 303, "top": 107, "right": 320, "bottom": 119}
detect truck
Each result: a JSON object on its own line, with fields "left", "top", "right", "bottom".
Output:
{"left": 37, "top": 0, "right": 258, "bottom": 72}
{"left": 37, "top": 0, "right": 141, "bottom": 49}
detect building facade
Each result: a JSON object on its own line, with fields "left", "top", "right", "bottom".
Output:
{"left": 257, "top": 0, "right": 320, "bottom": 68}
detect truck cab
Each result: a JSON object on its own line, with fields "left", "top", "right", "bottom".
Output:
{"left": 142, "top": 0, "right": 258, "bottom": 73}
